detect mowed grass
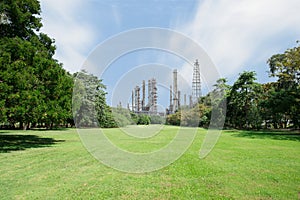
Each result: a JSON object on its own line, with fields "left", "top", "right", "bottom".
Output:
{"left": 0, "top": 126, "right": 299, "bottom": 199}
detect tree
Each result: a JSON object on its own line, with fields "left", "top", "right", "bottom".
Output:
{"left": 0, "top": 0, "right": 73, "bottom": 129}
{"left": 0, "top": 0, "right": 42, "bottom": 39}
{"left": 227, "top": 71, "right": 262, "bottom": 129}
{"left": 149, "top": 115, "right": 165, "bottom": 124}
{"left": 209, "top": 78, "right": 229, "bottom": 128}
{"left": 73, "top": 70, "right": 116, "bottom": 128}
{"left": 111, "top": 107, "right": 132, "bottom": 127}
{"left": 166, "top": 111, "right": 181, "bottom": 126}
{"left": 267, "top": 43, "right": 300, "bottom": 128}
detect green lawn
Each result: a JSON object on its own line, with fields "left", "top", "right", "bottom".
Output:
{"left": 0, "top": 126, "right": 299, "bottom": 199}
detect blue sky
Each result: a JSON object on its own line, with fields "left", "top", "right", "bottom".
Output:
{"left": 40, "top": 0, "right": 300, "bottom": 108}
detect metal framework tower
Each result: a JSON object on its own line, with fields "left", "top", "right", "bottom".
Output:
{"left": 192, "top": 59, "right": 201, "bottom": 102}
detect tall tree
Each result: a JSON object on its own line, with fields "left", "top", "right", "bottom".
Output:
{"left": 73, "top": 70, "right": 116, "bottom": 128}
{"left": 0, "top": 0, "right": 73, "bottom": 129}
{"left": 227, "top": 71, "right": 262, "bottom": 129}
{"left": 209, "top": 78, "right": 229, "bottom": 128}
{"left": 267, "top": 43, "right": 300, "bottom": 128}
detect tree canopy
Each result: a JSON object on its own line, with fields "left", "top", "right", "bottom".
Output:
{"left": 0, "top": 0, "right": 73, "bottom": 129}
{"left": 167, "top": 43, "right": 300, "bottom": 130}
{"left": 0, "top": 0, "right": 299, "bottom": 130}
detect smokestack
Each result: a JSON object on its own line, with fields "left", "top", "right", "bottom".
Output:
{"left": 152, "top": 78, "right": 157, "bottom": 113}
{"left": 189, "top": 95, "right": 193, "bottom": 108}
{"left": 148, "top": 79, "right": 152, "bottom": 108}
{"left": 135, "top": 86, "right": 140, "bottom": 112}
{"left": 173, "top": 69, "right": 178, "bottom": 111}
{"left": 169, "top": 85, "right": 173, "bottom": 113}
{"left": 178, "top": 90, "right": 181, "bottom": 108}
{"left": 184, "top": 94, "right": 187, "bottom": 106}
{"left": 142, "top": 80, "right": 145, "bottom": 110}
{"left": 132, "top": 90, "right": 134, "bottom": 111}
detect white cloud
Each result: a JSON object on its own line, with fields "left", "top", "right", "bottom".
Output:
{"left": 40, "top": 0, "right": 96, "bottom": 73}
{"left": 112, "top": 5, "right": 121, "bottom": 28}
{"left": 178, "top": 0, "right": 300, "bottom": 79}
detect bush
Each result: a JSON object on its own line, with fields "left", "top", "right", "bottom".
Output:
{"left": 150, "top": 115, "right": 165, "bottom": 124}
{"left": 137, "top": 115, "right": 150, "bottom": 125}
{"left": 111, "top": 107, "right": 133, "bottom": 127}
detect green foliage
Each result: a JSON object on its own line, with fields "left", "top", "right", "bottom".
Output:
{"left": 227, "top": 71, "right": 263, "bottom": 129}
{"left": 166, "top": 103, "right": 210, "bottom": 127}
{"left": 99, "top": 105, "right": 118, "bottom": 128}
{"left": 206, "top": 78, "right": 229, "bottom": 128}
{"left": 137, "top": 114, "right": 150, "bottom": 125}
{"left": 111, "top": 107, "right": 132, "bottom": 127}
{"left": 1, "top": 0, "right": 299, "bottom": 131}
{"left": 267, "top": 44, "right": 300, "bottom": 128}
{"left": 0, "top": 0, "right": 73, "bottom": 129}
{"left": 149, "top": 115, "right": 165, "bottom": 124}
{"left": 166, "top": 111, "right": 181, "bottom": 126}
{"left": 130, "top": 113, "right": 151, "bottom": 125}
{"left": 73, "top": 70, "right": 116, "bottom": 128}
{"left": 0, "top": 0, "right": 42, "bottom": 39}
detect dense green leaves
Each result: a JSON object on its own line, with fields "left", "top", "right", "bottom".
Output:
{"left": 0, "top": 0, "right": 72, "bottom": 129}
{"left": 73, "top": 70, "right": 118, "bottom": 128}
{"left": 227, "top": 71, "right": 262, "bottom": 129}
{"left": 166, "top": 46, "right": 299, "bottom": 130}
{"left": 267, "top": 44, "right": 300, "bottom": 128}
{"left": 0, "top": 0, "right": 42, "bottom": 39}
{"left": 1, "top": 0, "right": 299, "bottom": 130}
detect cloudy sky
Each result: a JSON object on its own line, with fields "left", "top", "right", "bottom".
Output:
{"left": 40, "top": 0, "right": 300, "bottom": 107}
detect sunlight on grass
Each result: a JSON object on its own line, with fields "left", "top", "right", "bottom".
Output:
{"left": 0, "top": 127, "right": 299, "bottom": 199}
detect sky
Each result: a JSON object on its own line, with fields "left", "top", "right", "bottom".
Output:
{"left": 40, "top": 0, "right": 300, "bottom": 108}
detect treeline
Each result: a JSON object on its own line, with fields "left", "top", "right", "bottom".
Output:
{"left": 1, "top": 0, "right": 299, "bottom": 130}
{"left": 72, "top": 70, "right": 166, "bottom": 128}
{"left": 167, "top": 43, "right": 300, "bottom": 130}
{"left": 0, "top": 0, "right": 165, "bottom": 130}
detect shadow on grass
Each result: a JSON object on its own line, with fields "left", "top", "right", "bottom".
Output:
{"left": 30, "top": 127, "right": 70, "bottom": 131}
{"left": 0, "top": 134, "right": 65, "bottom": 153}
{"left": 231, "top": 130, "right": 300, "bottom": 142}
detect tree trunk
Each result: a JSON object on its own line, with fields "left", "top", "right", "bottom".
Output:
{"left": 23, "top": 123, "right": 27, "bottom": 130}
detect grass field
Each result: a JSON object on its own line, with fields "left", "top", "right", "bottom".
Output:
{"left": 0, "top": 126, "right": 299, "bottom": 199}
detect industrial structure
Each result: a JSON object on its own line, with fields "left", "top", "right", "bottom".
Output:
{"left": 167, "top": 69, "right": 181, "bottom": 114}
{"left": 192, "top": 59, "right": 201, "bottom": 102}
{"left": 131, "top": 78, "right": 158, "bottom": 114}
{"left": 129, "top": 59, "right": 201, "bottom": 115}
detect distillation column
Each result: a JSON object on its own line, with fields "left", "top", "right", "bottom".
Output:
{"left": 173, "top": 69, "right": 178, "bottom": 111}
{"left": 142, "top": 80, "right": 145, "bottom": 110}
{"left": 148, "top": 79, "right": 152, "bottom": 111}
{"left": 169, "top": 85, "right": 173, "bottom": 113}
{"left": 151, "top": 78, "right": 157, "bottom": 113}
{"left": 132, "top": 90, "right": 134, "bottom": 111}
{"left": 135, "top": 86, "right": 140, "bottom": 112}
{"left": 178, "top": 90, "right": 181, "bottom": 108}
